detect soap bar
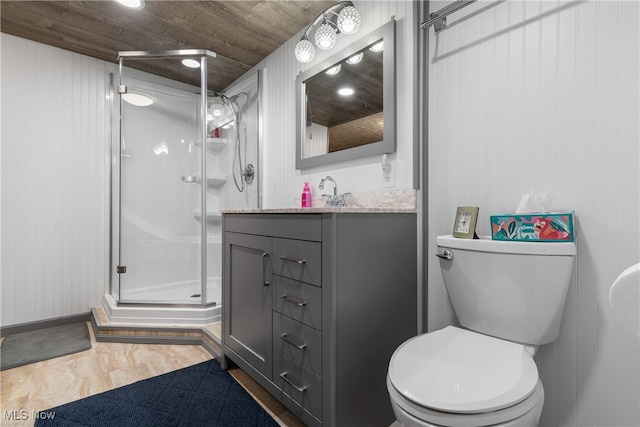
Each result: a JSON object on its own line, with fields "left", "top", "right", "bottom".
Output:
{"left": 490, "top": 212, "right": 574, "bottom": 242}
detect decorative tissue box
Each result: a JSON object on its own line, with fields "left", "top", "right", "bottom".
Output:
{"left": 490, "top": 212, "right": 574, "bottom": 242}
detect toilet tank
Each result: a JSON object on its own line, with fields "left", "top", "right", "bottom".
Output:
{"left": 436, "top": 235, "right": 576, "bottom": 345}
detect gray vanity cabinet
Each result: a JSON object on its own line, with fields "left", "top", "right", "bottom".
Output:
{"left": 222, "top": 212, "right": 417, "bottom": 427}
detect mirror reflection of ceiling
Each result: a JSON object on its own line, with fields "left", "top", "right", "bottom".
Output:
{"left": 0, "top": 0, "right": 334, "bottom": 92}
{"left": 305, "top": 42, "right": 384, "bottom": 129}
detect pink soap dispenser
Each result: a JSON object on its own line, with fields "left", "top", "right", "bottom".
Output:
{"left": 301, "top": 182, "right": 312, "bottom": 208}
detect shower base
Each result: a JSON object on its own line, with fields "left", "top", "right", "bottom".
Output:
{"left": 119, "top": 277, "right": 221, "bottom": 305}
{"left": 92, "top": 297, "right": 221, "bottom": 357}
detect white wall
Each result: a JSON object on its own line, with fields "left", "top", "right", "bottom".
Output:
{"left": 427, "top": 1, "right": 640, "bottom": 426}
{"left": 1, "top": 34, "right": 111, "bottom": 326}
{"left": 258, "top": 0, "right": 418, "bottom": 207}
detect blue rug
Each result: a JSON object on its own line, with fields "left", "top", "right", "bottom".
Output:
{"left": 34, "top": 359, "right": 279, "bottom": 427}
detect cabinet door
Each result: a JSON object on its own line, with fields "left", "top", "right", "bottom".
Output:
{"left": 225, "top": 232, "right": 273, "bottom": 379}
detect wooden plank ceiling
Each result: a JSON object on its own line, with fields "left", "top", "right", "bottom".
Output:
{"left": 0, "top": 0, "right": 334, "bottom": 91}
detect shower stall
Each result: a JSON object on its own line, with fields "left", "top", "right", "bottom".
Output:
{"left": 104, "top": 50, "right": 259, "bottom": 324}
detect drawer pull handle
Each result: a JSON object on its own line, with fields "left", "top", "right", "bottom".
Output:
{"left": 280, "top": 256, "right": 306, "bottom": 264}
{"left": 262, "top": 252, "right": 270, "bottom": 286}
{"left": 280, "top": 333, "right": 307, "bottom": 350}
{"left": 280, "top": 294, "right": 307, "bottom": 306}
{"left": 279, "top": 372, "right": 308, "bottom": 392}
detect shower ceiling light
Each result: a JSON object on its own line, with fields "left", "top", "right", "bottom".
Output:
{"left": 182, "top": 59, "right": 200, "bottom": 68}
{"left": 294, "top": 1, "right": 361, "bottom": 63}
{"left": 122, "top": 93, "right": 153, "bottom": 107}
{"left": 115, "top": 0, "right": 144, "bottom": 9}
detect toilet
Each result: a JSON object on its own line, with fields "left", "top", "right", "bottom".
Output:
{"left": 387, "top": 235, "right": 576, "bottom": 427}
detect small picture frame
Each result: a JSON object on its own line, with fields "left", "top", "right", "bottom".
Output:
{"left": 452, "top": 206, "right": 479, "bottom": 239}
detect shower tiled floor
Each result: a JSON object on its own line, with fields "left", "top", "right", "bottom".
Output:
{"left": 0, "top": 322, "right": 304, "bottom": 427}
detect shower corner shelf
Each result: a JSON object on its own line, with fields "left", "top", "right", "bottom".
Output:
{"left": 194, "top": 138, "right": 228, "bottom": 154}
{"left": 193, "top": 210, "right": 223, "bottom": 224}
{"left": 206, "top": 176, "right": 227, "bottom": 189}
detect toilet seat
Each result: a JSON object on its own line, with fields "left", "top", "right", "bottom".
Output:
{"left": 388, "top": 326, "right": 539, "bottom": 423}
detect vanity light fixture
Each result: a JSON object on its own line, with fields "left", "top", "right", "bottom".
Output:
{"left": 115, "top": 0, "right": 145, "bottom": 10}
{"left": 337, "top": 87, "right": 355, "bottom": 96}
{"left": 325, "top": 64, "right": 341, "bottom": 76}
{"left": 294, "top": 1, "right": 361, "bottom": 63}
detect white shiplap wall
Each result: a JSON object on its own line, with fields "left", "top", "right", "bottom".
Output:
{"left": 1, "top": 34, "right": 110, "bottom": 326}
{"left": 427, "top": 1, "right": 640, "bottom": 426}
{"left": 257, "top": 0, "right": 418, "bottom": 207}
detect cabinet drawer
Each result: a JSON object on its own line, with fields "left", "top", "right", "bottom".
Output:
{"left": 274, "top": 351, "right": 322, "bottom": 421}
{"left": 273, "top": 276, "right": 322, "bottom": 330}
{"left": 224, "top": 214, "right": 322, "bottom": 241}
{"left": 273, "top": 313, "right": 322, "bottom": 375}
{"left": 273, "top": 238, "right": 321, "bottom": 286}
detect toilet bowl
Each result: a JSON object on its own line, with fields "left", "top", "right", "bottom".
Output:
{"left": 387, "top": 327, "right": 543, "bottom": 427}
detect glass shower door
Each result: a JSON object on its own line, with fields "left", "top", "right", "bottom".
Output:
{"left": 117, "top": 71, "right": 204, "bottom": 304}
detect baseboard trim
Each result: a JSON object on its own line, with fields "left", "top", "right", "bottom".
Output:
{"left": 0, "top": 313, "right": 92, "bottom": 337}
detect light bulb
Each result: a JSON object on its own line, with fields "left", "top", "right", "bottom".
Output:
{"left": 337, "top": 6, "right": 361, "bottom": 35}
{"left": 295, "top": 39, "right": 315, "bottom": 63}
{"left": 314, "top": 23, "right": 337, "bottom": 50}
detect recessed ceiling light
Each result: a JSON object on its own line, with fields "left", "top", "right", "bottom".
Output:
{"left": 115, "top": 0, "right": 145, "bottom": 10}
{"left": 337, "top": 87, "right": 355, "bottom": 96}
{"left": 182, "top": 59, "right": 201, "bottom": 68}
{"left": 122, "top": 93, "right": 153, "bottom": 107}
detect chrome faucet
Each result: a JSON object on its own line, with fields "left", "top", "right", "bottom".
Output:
{"left": 319, "top": 176, "right": 347, "bottom": 207}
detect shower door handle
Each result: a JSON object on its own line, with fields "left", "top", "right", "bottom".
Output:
{"left": 262, "top": 252, "right": 270, "bottom": 286}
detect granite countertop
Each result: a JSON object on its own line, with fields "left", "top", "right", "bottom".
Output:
{"left": 222, "top": 207, "right": 415, "bottom": 214}
{"left": 222, "top": 190, "right": 417, "bottom": 214}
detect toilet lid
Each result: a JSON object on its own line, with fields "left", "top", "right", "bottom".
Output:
{"left": 388, "top": 326, "right": 539, "bottom": 414}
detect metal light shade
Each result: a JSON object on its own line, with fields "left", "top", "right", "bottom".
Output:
{"left": 337, "top": 6, "right": 361, "bottom": 34}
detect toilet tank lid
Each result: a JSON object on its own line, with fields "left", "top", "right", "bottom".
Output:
{"left": 436, "top": 235, "right": 576, "bottom": 256}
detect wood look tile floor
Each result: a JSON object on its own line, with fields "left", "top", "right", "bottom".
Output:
{"left": 0, "top": 322, "right": 305, "bottom": 427}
